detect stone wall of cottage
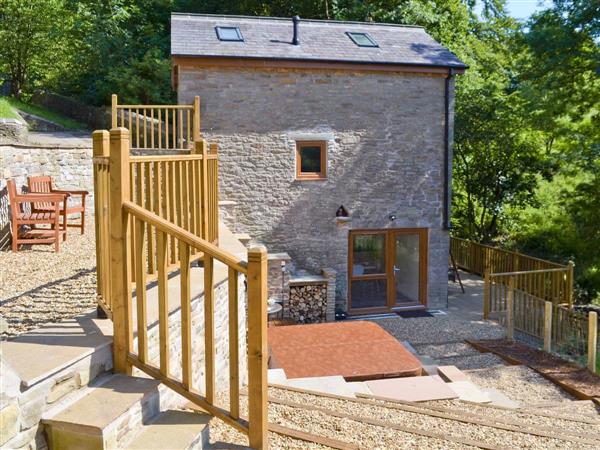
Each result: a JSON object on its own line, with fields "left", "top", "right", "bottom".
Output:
{"left": 178, "top": 66, "right": 452, "bottom": 309}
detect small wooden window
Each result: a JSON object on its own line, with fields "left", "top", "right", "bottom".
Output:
{"left": 296, "top": 141, "right": 327, "bottom": 180}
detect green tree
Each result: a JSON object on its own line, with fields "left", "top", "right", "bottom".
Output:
{"left": 0, "top": 0, "right": 72, "bottom": 98}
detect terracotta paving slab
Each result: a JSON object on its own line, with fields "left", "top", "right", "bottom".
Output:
{"left": 268, "top": 321, "right": 422, "bottom": 381}
{"left": 366, "top": 376, "right": 459, "bottom": 402}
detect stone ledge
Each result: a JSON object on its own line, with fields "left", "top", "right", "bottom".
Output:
{"left": 289, "top": 275, "right": 327, "bottom": 286}
{"left": 268, "top": 252, "right": 291, "bottom": 262}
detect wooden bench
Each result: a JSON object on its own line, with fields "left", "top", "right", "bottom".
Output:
{"left": 7, "top": 179, "right": 67, "bottom": 252}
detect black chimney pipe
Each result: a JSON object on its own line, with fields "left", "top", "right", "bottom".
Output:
{"left": 292, "top": 16, "right": 300, "bottom": 45}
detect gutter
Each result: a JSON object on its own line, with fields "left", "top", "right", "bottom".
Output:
{"left": 443, "top": 68, "right": 456, "bottom": 230}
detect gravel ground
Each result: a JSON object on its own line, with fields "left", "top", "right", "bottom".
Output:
{"left": 268, "top": 387, "right": 596, "bottom": 450}
{"left": 412, "top": 342, "right": 480, "bottom": 359}
{"left": 467, "top": 365, "right": 575, "bottom": 404}
{"left": 0, "top": 218, "right": 97, "bottom": 338}
{"left": 377, "top": 315, "right": 505, "bottom": 346}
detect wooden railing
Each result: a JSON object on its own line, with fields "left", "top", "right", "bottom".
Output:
{"left": 112, "top": 94, "right": 200, "bottom": 151}
{"left": 94, "top": 128, "right": 268, "bottom": 448}
{"left": 94, "top": 136, "right": 219, "bottom": 311}
{"left": 450, "top": 236, "right": 574, "bottom": 308}
{"left": 450, "top": 237, "right": 566, "bottom": 274}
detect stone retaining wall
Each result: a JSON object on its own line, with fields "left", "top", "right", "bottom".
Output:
{"left": 0, "top": 272, "right": 246, "bottom": 450}
{"left": 0, "top": 144, "right": 93, "bottom": 249}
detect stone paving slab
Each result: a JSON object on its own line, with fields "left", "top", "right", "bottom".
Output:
{"left": 281, "top": 376, "right": 356, "bottom": 398}
{"left": 365, "top": 376, "right": 459, "bottom": 402}
{"left": 446, "top": 381, "right": 491, "bottom": 403}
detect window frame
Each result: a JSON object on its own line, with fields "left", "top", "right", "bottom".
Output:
{"left": 346, "top": 31, "right": 379, "bottom": 48}
{"left": 215, "top": 26, "right": 244, "bottom": 42}
{"left": 295, "top": 140, "right": 327, "bottom": 180}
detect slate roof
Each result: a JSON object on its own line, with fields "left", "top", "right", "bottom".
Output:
{"left": 171, "top": 14, "right": 467, "bottom": 69}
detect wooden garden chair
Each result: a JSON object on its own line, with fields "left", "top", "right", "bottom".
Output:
{"left": 7, "top": 179, "right": 67, "bottom": 252}
{"left": 28, "top": 176, "right": 89, "bottom": 234}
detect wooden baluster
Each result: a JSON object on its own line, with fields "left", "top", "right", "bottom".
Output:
{"left": 588, "top": 311, "right": 598, "bottom": 373}
{"left": 129, "top": 163, "right": 136, "bottom": 283}
{"left": 189, "top": 157, "right": 197, "bottom": 240}
{"left": 182, "top": 161, "right": 190, "bottom": 232}
{"left": 109, "top": 127, "right": 133, "bottom": 374}
{"left": 168, "top": 162, "right": 177, "bottom": 264}
{"left": 247, "top": 246, "right": 268, "bottom": 449}
{"left": 158, "top": 109, "right": 162, "bottom": 149}
{"left": 146, "top": 162, "right": 155, "bottom": 274}
{"left": 507, "top": 276, "right": 515, "bottom": 340}
{"left": 143, "top": 108, "right": 147, "bottom": 149}
{"left": 136, "top": 109, "right": 140, "bottom": 149}
{"left": 158, "top": 230, "right": 169, "bottom": 376}
{"left": 172, "top": 108, "right": 177, "bottom": 149}
{"left": 128, "top": 109, "right": 132, "bottom": 141}
{"left": 544, "top": 301, "right": 552, "bottom": 353}
{"left": 111, "top": 94, "right": 118, "bottom": 128}
{"left": 162, "top": 162, "right": 170, "bottom": 264}
{"left": 179, "top": 109, "right": 183, "bottom": 149}
{"left": 165, "top": 109, "right": 169, "bottom": 149}
{"left": 204, "top": 255, "right": 215, "bottom": 403}
{"left": 176, "top": 161, "right": 183, "bottom": 232}
{"left": 228, "top": 267, "right": 240, "bottom": 419}
{"left": 135, "top": 216, "right": 148, "bottom": 362}
{"left": 180, "top": 241, "right": 192, "bottom": 388}
{"left": 150, "top": 109, "right": 155, "bottom": 149}
{"left": 483, "top": 270, "right": 490, "bottom": 320}
{"left": 186, "top": 110, "right": 191, "bottom": 148}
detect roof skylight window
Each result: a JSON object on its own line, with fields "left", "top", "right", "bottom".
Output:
{"left": 215, "top": 26, "right": 244, "bottom": 42}
{"left": 346, "top": 32, "right": 378, "bottom": 48}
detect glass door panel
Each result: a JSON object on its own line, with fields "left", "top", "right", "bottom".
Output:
{"left": 393, "top": 232, "right": 421, "bottom": 304}
{"left": 349, "top": 232, "right": 387, "bottom": 310}
{"left": 351, "top": 234, "right": 386, "bottom": 276}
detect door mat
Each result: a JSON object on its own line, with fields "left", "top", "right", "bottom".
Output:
{"left": 396, "top": 310, "right": 434, "bottom": 318}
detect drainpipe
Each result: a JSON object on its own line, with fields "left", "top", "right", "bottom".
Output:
{"left": 443, "top": 68, "right": 455, "bottom": 230}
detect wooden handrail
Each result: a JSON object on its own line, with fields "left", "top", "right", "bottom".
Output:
{"left": 123, "top": 201, "right": 247, "bottom": 274}
{"left": 490, "top": 267, "right": 568, "bottom": 277}
{"left": 130, "top": 154, "right": 217, "bottom": 162}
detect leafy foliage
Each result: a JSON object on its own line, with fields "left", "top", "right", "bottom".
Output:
{"left": 0, "top": 0, "right": 598, "bottom": 301}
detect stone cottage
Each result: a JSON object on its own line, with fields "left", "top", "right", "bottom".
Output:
{"left": 171, "top": 14, "right": 466, "bottom": 315}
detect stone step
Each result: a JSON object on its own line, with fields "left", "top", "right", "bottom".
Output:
{"left": 124, "top": 410, "right": 210, "bottom": 450}
{"left": 43, "top": 374, "right": 161, "bottom": 450}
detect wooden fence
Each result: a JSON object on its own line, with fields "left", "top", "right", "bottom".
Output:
{"left": 93, "top": 128, "right": 268, "bottom": 448}
{"left": 487, "top": 280, "right": 598, "bottom": 373}
{"left": 112, "top": 94, "right": 200, "bottom": 151}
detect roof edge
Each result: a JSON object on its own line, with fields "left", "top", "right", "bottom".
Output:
{"left": 172, "top": 54, "right": 468, "bottom": 72}
{"left": 171, "top": 12, "right": 426, "bottom": 30}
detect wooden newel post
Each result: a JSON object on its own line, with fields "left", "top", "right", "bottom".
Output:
{"left": 93, "top": 130, "right": 110, "bottom": 314}
{"left": 506, "top": 276, "right": 515, "bottom": 340}
{"left": 111, "top": 94, "right": 118, "bottom": 128}
{"left": 195, "top": 139, "right": 210, "bottom": 241}
{"left": 588, "top": 311, "right": 598, "bottom": 373}
{"left": 544, "top": 301, "right": 553, "bottom": 353}
{"left": 247, "top": 246, "right": 268, "bottom": 450}
{"left": 566, "top": 261, "right": 574, "bottom": 307}
{"left": 109, "top": 127, "right": 133, "bottom": 374}
{"left": 193, "top": 96, "right": 201, "bottom": 142}
{"left": 483, "top": 269, "right": 490, "bottom": 320}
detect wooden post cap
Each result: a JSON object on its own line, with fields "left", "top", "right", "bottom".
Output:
{"left": 110, "top": 127, "right": 130, "bottom": 139}
{"left": 248, "top": 246, "right": 267, "bottom": 261}
{"left": 92, "top": 130, "right": 109, "bottom": 141}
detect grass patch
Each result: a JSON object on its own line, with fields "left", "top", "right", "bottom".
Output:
{"left": 0, "top": 97, "right": 19, "bottom": 119}
{"left": 5, "top": 97, "right": 87, "bottom": 130}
